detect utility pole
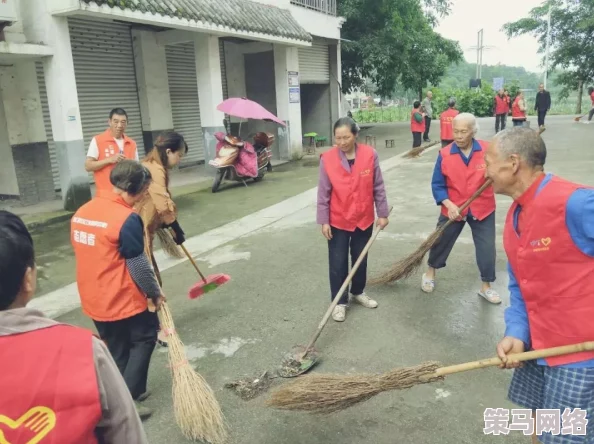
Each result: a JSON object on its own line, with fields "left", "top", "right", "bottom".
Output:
{"left": 476, "top": 29, "right": 484, "bottom": 79}
{"left": 544, "top": 4, "right": 552, "bottom": 89}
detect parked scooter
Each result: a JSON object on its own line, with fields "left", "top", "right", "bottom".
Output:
{"left": 209, "top": 131, "right": 273, "bottom": 193}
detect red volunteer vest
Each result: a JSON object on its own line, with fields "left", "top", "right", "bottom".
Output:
{"left": 494, "top": 95, "right": 508, "bottom": 115}
{"left": 0, "top": 325, "right": 101, "bottom": 443}
{"left": 72, "top": 194, "right": 148, "bottom": 322}
{"left": 410, "top": 110, "right": 425, "bottom": 133}
{"left": 590, "top": 91, "right": 594, "bottom": 106}
{"left": 439, "top": 140, "right": 495, "bottom": 221}
{"left": 512, "top": 97, "right": 526, "bottom": 120}
{"left": 503, "top": 176, "right": 594, "bottom": 366}
{"left": 439, "top": 108, "right": 459, "bottom": 141}
{"left": 93, "top": 130, "right": 137, "bottom": 197}
{"left": 322, "top": 144, "right": 376, "bottom": 232}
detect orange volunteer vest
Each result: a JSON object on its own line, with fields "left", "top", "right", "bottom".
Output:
{"left": 0, "top": 324, "right": 101, "bottom": 443}
{"left": 512, "top": 97, "right": 526, "bottom": 120}
{"left": 93, "top": 130, "right": 137, "bottom": 197}
{"left": 321, "top": 144, "right": 376, "bottom": 232}
{"left": 494, "top": 95, "right": 509, "bottom": 115}
{"left": 439, "top": 140, "right": 495, "bottom": 221}
{"left": 410, "top": 109, "right": 425, "bottom": 133}
{"left": 72, "top": 194, "right": 148, "bottom": 322}
{"left": 503, "top": 176, "right": 594, "bottom": 366}
{"left": 439, "top": 108, "right": 459, "bottom": 141}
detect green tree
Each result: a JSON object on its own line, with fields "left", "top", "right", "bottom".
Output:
{"left": 502, "top": 0, "right": 594, "bottom": 113}
{"left": 398, "top": 24, "right": 463, "bottom": 99}
{"left": 339, "top": 0, "right": 460, "bottom": 97}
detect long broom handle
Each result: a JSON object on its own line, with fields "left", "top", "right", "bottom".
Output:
{"left": 438, "top": 178, "right": 493, "bottom": 232}
{"left": 168, "top": 228, "right": 207, "bottom": 283}
{"left": 300, "top": 206, "right": 394, "bottom": 359}
{"left": 421, "top": 341, "right": 594, "bottom": 380}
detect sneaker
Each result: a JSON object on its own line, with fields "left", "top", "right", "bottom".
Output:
{"left": 353, "top": 293, "right": 378, "bottom": 308}
{"left": 421, "top": 273, "right": 435, "bottom": 293}
{"left": 136, "top": 391, "right": 151, "bottom": 402}
{"left": 134, "top": 402, "right": 153, "bottom": 421}
{"left": 478, "top": 288, "right": 502, "bottom": 304}
{"left": 332, "top": 305, "right": 347, "bottom": 322}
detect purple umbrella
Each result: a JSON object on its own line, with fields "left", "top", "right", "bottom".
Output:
{"left": 217, "top": 97, "right": 286, "bottom": 127}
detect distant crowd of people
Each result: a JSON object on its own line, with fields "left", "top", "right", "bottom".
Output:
{"left": 411, "top": 82, "right": 594, "bottom": 148}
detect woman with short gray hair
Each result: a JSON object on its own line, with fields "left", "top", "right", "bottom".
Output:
{"left": 422, "top": 113, "right": 500, "bottom": 304}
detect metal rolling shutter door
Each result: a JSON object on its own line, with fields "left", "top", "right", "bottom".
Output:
{"left": 35, "top": 62, "right": 60, "bottom": 190}
{"left": 165, "top": 42, "right": 204, "bottom": 167}
{"left": 68, "top": 18, "right": 144, "bottom": 182}
{"left": 298, "top": 39, "right": 330, "bottom": 84}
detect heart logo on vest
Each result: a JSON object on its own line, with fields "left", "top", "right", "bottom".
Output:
{"left": 541, "top": 237, "right": 551, "bottom": 247}
{"left": 0, "top": 406, "right": 56, "bottom": 444}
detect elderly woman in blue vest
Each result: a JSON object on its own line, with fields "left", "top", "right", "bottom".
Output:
{"left": 422, "top": 113, "right": 500, "bottom": 304}
{"left": 317, "top": 117, "right": 390, "bottom": 322}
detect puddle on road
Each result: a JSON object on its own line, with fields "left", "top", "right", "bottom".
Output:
{"left": 198, "top": 245, "right": 251, "bottom": 268}
{"left": 159, "top": 337, "right": 259, "bottom": 360}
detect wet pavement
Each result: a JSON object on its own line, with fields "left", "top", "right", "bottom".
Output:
{"left": 37, "top": 115, "right": 594, "bottom": 443}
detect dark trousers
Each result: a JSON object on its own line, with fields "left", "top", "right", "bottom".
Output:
{"left": 441, "top": 139, "right": 453, "bottom": 148}
{"left": 412, "top": 132, "right": 422, "bottom": 148}
{"left": 512, "top": 119, "right": 525, "bottom": 127}
{"left": 495, "top": 113, "right": 507, "bottom": 133}
{"left": 328, "top": 225, "right": 373, "bottom": 305}
{"left": 588, "top": 108, "right": 594, "bottom": 121}
{"left": 537, "top": 109, "right": 547, "bottom": 127}
{"left": 94, "top": 310, "right": 158, "bottom": 399}
{"left": 427, "top": 212, "right": 496, "bottom": 282}
{"left": 423, "top": 116, "right": 431, "bottom": 141}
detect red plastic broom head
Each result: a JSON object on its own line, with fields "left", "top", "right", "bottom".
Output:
{"left": 188, "top": 273, "right": 231, "bottom": 299}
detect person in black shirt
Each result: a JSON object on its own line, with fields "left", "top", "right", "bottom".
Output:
{"left": 534, "top": 83, "right": 551, "bottom": 129}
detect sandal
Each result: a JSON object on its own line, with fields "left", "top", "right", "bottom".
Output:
{"left": 478, "top": 288, "right": 502, "bottom": 304}
{"left": 421, "top": 273, "right": 435, "bottom": 293}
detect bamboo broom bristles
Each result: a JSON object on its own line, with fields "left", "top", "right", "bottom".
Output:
{"left": 158, "top": 303, "right": 228, "bottom": 444}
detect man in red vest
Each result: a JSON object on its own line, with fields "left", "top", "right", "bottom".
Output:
{"left": 486, "top": 127, "right": 594, "bottom": 444}
{"left": 422, "top": 113, "right": 501, "bottom": 304}
{"left": 493, "top": 89, "right": 510, "bottom": 133}
{"left": 439, "top": 98, "right": 459, "bottom": 147}
{"left": 0, "top": 210, "right": 148, "bottom": 443}
{"left": 72, "top": 160, "right": 165, "bottom": 419}
{"left": 85, "top": 108, "right": 139, "bottom": 197}
{"left": 411, "top": 100, "right": 426, "bottom": 148}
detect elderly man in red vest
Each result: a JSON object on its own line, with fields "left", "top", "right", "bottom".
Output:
{"left": 0, "top": 211, "right": 148, "bottom": 443}
{"left": 85, "top": 108, "right": 139, "bottom": 197}
{"left": 422, "top": 113, "right": 501, "bottom": 304}
{"left": 486, "top": 127, "right": 594, "bottom": 444}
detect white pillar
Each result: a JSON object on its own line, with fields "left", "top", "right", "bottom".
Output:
{"left": 329, "top": 40, "right": 343, "bottom": 124}
{"left": 194, "top": 34, "right": 225, "bottom": 172}
{"left": 0, "top": 61, "right": 55, "bottom": 204}
{"left": 274, "top": 44, "right": 302, "bottom": 159}
{"left": 132, "top": 29, "right": 174, "bottom": 153}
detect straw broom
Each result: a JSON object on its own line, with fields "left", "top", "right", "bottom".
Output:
{"left": 267, "top": 341, "right": 594, "bottom": 414}
{"left": 157, "top": 302, "right": 228, "bottom": 443}
{"left": 404, "top": 141, "right": 439, "bottom": 158}
{"left": 368, "top": 179, "right": 493, "bottom": 286}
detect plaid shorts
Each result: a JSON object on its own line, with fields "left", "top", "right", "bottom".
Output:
{"left": 508, "top": 360, "right": 594, "bottom": 443}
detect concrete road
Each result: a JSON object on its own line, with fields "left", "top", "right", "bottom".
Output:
{"left": 49, "top": 115, "right": 593, "bottom": 443}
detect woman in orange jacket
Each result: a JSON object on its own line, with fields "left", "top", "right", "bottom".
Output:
{"left": 135, "top": 132, "right": 188, "bottom": 346}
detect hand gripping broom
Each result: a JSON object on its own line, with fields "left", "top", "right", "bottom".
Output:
{"left": 369, "top": 179, "right": 493, "bottom": 286}
{"left": 267, "top": 341, "right": 594, "bottom": 414}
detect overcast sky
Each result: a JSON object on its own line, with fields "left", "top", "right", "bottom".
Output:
{"left": 434, "top": 0, "right": 546, "bottom": 75}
